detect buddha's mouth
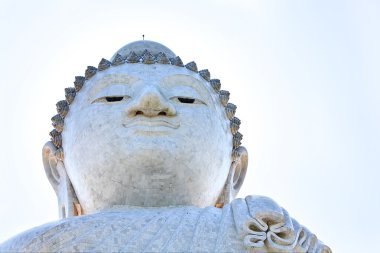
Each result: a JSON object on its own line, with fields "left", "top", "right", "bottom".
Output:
{"left": 122, "top": 117, "right": 180, "bottom": 129}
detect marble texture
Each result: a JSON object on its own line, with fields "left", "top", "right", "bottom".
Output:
{"left": 62, "top": 63, "right": 234, "bottom": 213}
{"left": 0, "top": 40, "right": 331, "bottom": 252}
{"left": 0, "top": 196, "right": 331, "bottom": 253}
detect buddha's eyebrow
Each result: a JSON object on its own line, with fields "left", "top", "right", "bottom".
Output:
{"left": 161, "top": 74, "right": 210, "bottom": 94}
{"left": 89, "top": 74, "right": 138, "bottom": 96}
{"left": 94, "top": 74, "right": 137, "bottom": 87}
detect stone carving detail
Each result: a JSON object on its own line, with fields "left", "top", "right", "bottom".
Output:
{"left": 64, "top": 87, "right": 76, "bottom": 104}
{"left": 169, "top": 56, "right": 184, "bottom": 67}
{"left": 210, "top": 79, "right": 221, "bottom": 92}
{"left": 230, "top": 117, "right": 241, "bottom": 135}
{"left": 232, "top": 148, "right": 240, "bottom": 161}
{"left": 233, "top": 132, "right": 243, "bottom": 148}
{"left": 185, "top": 61, "right": 198, "bottom": 72}
{"left": 49, "top": 49, "right": 244, "bottom": 159}
{"left": 199, "top": 69, "right": 210, "bottom": 81}
{"left": 85, "top": 66, "right": 97, "bottom": 79}
{"left": 51, "top": 114, "right": 64, "bottom": 133}
{"left": 49, "top": 129, "right": 62, "bottom": 148}
{"left": 155, "top": 52, "right": 170, "bottom": 64}
{"left": 112, "top": 53, "right": 124, "bottom": 66}
{"left": 73, "top": 76, "right": 85, "bottom": 92}
{"left": 54, "top": 147, "right": 64, "bottom": 161}
{"left": 98, "top": 58, "right": 111, "bottom": 71}
{"left": 219, "top": 90, "right": 230, "bottom": 107}
{"left": 141, "top": 50, "right": 155, "bottom": 64}
{"left": 0, "top": 41, "right": 330, "bottom": 253}
{"left": 126, "top": 51, "right": 139, "bottom": 63}
{"left": 226, "top": 103, "right": 237, "bottom": 120}
{"left": 238, "top": 196, "right": 332, "bottom": 253}
{"left": 0, "top": 196, "right": 331, "bottom": 252}
{"left": 56, "top": 100, "right": 69, "bottom": 118}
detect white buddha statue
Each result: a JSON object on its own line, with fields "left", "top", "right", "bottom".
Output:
{"left": 0, "top": 40, "right": 331, "bottom": 253}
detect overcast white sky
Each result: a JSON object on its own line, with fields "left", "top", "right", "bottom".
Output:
{"left": 0, "top": 0, "right": 379, "bottom": 252}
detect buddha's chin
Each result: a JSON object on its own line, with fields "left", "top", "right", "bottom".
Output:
{"left": 71, "top": 150, "right": 227, "bottom": 213}
{"left": 64, "top": 132, "right": 231, "bottom": 213}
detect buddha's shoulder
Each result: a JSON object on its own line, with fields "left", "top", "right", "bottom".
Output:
{"left": 0, "top": 196, "right": 331, "bottom": 253}
{"left": 0, "top": 213, "right": 113, "bottom": 252}
{"left": 0, "top": 219, "right": 67, "bottom": 252}
{"left": 0, "top": 205, "right": 242, "bottom": 252}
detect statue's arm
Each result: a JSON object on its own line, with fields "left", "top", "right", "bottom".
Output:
{"left": 230, "top": 195, "right": 332, "bottom": 253}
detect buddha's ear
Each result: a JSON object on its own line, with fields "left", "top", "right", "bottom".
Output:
{"left": 42, "top": 141, "right": 61, "bottom": 194}
{"left": 216, "top": 146, "right": 248, "bottom": 208}
{"left": 42, "top": 141, "right": 81, "bottom": 218}
{"left": 230, "top": 146, "right": 248, "bottom": 197}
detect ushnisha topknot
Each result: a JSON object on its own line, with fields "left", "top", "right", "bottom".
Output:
{"left": 50, "top": 46, "right": 243, "bottom": 162}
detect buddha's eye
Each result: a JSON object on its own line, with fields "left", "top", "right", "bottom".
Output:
{"left": 178, "top": 97, "right": 195, "bottom": 103}
{"left": 172, "top": 96, "right": 206, "bottom": 105}
{"left": 92, "top": 96, "right": 130, "bottom": 104}
{"left": 106, "top": 96, "right": 123, "bottom": 102}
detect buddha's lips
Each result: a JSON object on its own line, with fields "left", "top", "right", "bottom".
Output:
{"left": 122, "top": 118, "right": 180, "bottom": 129}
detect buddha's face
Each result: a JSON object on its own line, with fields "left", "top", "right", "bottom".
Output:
{"left": 62, "top": 63, "right": 232, "bottom": 213}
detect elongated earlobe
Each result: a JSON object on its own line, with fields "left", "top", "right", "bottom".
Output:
{"left": 42, "top": 141, "right": 81, "bottom": 218}
{"left": 216, "top": 146, "right": 248, "bottom": 208}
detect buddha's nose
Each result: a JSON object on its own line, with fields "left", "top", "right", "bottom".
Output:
{"left": 127, "top": 87, "right": 176, "bottom": 117}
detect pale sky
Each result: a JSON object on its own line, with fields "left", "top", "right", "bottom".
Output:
{"left": 0, "top": 1, "right": 379, "bottom": 252}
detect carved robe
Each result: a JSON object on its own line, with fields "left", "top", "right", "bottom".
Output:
{"left": 0, "top": 196, "right": 331, "bottom": 252}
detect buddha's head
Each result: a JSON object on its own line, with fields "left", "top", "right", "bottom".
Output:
{"left": 42, "top": 40, "right": 248, "bottom": 218}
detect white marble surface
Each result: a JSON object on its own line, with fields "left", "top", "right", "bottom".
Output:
{"left": 0, "top": 196, "right": 331, "bottom": 253}
{"left": 0, "top": 41, "right": 331, "bottom": 252}
{"left": 61, "top": 63, "right": 234, "bottom": 213}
